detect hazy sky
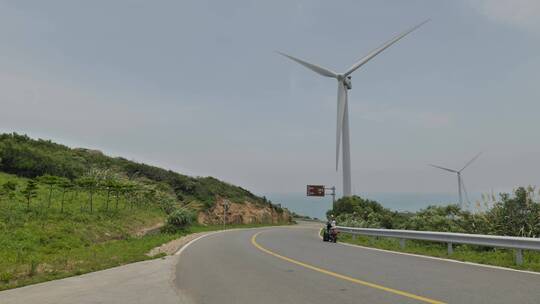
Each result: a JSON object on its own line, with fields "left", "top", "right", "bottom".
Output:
{"left": 1, "top": 0, "right": 539, "bottom": 196}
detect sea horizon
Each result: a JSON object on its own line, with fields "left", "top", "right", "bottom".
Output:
{"left": 264, "top": 192, "right": 488, "bottom": 220}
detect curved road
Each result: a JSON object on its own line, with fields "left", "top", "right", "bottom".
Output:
{"left": 2, "top": 223, "right": 540, "bottom": 303}
{"left": 176, "top": 223, "right": 540, "bottom": 304}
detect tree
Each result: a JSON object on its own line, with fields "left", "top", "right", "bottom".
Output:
{"left": 72, "top": 182, "right": 83, "bottom": 212}
{"left": 0, "top": 181, "right": 18, "bottom": 204}
{"left": 76, "top": 175, "right": 100, "bottom": 213}
{"left": 122, "top": 182, "right": 137, "bottom": 210}
{"left": 21, "top": 179, "right": 38, "bottom": 210}
{"left": 112, "top": 181, "right": 123, "bottom": 210}
{"left": 102, "top": 177, "right": 120, "bottom": 211}
{"left": 56, "top": 177, "right": 74, "bottom": 213}
{"left": 38, "top": 175, "right": 59, "bottom": 208}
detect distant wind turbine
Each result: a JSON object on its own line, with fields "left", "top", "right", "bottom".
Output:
{"left": 278, "top": 20, "right": 430, "bottom": 197}
{"left": 429, "top": 152, "right": 482, "bottom": 208}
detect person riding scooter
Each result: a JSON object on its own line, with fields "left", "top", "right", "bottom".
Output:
{"left": 323, "top": 215, "right": 338, "bottom": 242}
{"left": 326, "top": 218, "right": 332, "bottom": 233}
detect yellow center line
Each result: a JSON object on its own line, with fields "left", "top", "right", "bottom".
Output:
{"left": 251, "top": 231, "right": 446, "bottom": 304}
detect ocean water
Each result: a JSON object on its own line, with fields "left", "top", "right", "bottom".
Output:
{"left": 265, "top": 192, "right": 482, "bottom": 220}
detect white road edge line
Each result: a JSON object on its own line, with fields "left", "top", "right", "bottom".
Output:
{"left": 316, "top": 228, "right": 540, "bottom": 276}
{"left": 175, "top": 231, "right": 222, "bottom": 255}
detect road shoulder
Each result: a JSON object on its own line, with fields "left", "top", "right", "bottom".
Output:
{"left": 0, "top": 256, "right": 182, "bottom": 304}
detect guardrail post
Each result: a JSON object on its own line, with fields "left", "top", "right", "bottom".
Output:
{"left": 399, "top": 239, "right": 406, "bottom": 249}
{"left": 352, "top": 234, "right": 357, "bottom": 240}
{"left": 447, "top": 242, "right": 453, "bottom": 255}
{"left": 515, "top": 249, "right": 523, "bottom": 265}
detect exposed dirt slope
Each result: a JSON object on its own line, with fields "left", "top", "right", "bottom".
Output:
{"left": 197, "top": 198, "right": 291, "bottom": 225}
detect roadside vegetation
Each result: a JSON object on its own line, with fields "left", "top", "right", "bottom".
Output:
{"left": 338, "top": 233, "right": 540, "bottom": 272}
{"left": 329, "top": 188, "right": 540, "bottom": 271}
{"left": 0, "top": 170, "right": 172, "bottom": 290}
{"left": 0, "top": 133, "right": 290, "bottom": 290}
{"left": 0, "top": 197, "right": 281, "bottom": 292}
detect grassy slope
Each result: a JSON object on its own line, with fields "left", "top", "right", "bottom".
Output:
{"left": 0, "top": 172, "right": 289, "bottom": 290}
{"left": 0, "top": 172, "right": 168, "bottom": 289}
{"left": 0, "top": 134, "right": 291, "bottom": 290}
{"left": 337, "top": 232, "right": 540, "bottom": 272}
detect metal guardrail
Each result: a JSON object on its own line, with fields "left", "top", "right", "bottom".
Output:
{"left": 336, "top": 226, "right": 540, "bottom": 265}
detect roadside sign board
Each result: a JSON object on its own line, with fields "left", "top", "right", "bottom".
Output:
{"left": 307, "top": 185, "right": 325, "bottom": 197}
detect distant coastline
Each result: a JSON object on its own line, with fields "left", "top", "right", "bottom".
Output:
{"left": 265, "top": 192, "right": 483, "bottom": 220}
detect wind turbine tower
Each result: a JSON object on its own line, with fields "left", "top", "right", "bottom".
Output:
{"left": 278, "top": 20, "right": 429, "bottom": 197}
{"left": 429, "top": 152, "right": 482, "bottom": 208}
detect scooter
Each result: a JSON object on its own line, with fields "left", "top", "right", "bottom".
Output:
{"left": 329, "top": 228, "right": 338, "bottom": 243}
{"left": 323, "top": 228, "right": 338, "bottom": 243}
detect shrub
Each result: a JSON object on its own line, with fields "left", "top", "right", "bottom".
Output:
{"left": 159, "top": 197, "right": 177, "bottom": 215}
{"left": 328, "top": 187, "right": 540, "bottom": 237}
{"left": 484, "top": 187, "right": 540, "bottom": 237}
{"left": 404, "top": 204, "right": 465, "bottom": 232}
{"left": 165, "top": 208, "right": 196, "bottom": 231}
{"left": 330, "top": 196, "right": 402, "bottom": 229}
{"left": 0, "top": 271, "right": 12, "bottom": 283}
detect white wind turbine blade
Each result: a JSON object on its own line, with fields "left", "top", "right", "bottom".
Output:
{"left": 276, "top": 51, "right": 337, "bottom": 78}
{"left": 344, "top": 19, "right": 430, "bottom": 77}
{"left": 459, "top": 152, "right": 482, "bottom": 172}
{"left": 336, "top": 81, "right": 347, "bottom": 170}
{"left": 429, "top": 164, "right": 458, "bottom": 173}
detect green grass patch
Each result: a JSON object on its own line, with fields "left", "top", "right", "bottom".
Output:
{"left": 0, "top": 222, "right": 290, "bottom": 291}
{"left": 0, "top": 172, "right": 291, "bottom": 291}
{"left": 0, "top": 204, "right": 169, "bottom": 290}
{"left": 337, "top": 232, "right": 540, "bottom": 272}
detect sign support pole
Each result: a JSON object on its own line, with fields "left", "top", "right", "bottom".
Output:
{"left": 325, "top": 186, "right": 336, "bottom": 211}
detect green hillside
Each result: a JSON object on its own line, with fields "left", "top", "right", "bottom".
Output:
{"left": 0, "top": 133, "right": 287, "bottom": 290}
{"left": 0, "top": 133, "right": 271, "bottom": 208}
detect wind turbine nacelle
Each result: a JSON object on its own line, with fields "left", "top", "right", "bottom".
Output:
{"left": 344, "top": 76, "right": 352, "bottom": 90}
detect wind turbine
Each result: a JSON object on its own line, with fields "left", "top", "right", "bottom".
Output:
{"left": 278, "top": 20, "right": 429, "bottom": 197}
{"left": 429, "top": 152, "right": 482, "bottom": 208}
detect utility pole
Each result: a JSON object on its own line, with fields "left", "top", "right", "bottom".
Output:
{"left": 223, "top": 201, "right": 229, "bottom": 230}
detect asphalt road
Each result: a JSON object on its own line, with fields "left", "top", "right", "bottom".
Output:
{"left": 176, "top": 223, "right": 540, "bottom": 304}
{"left": 3, "top": 223, "right": 540, "bottom": 304}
